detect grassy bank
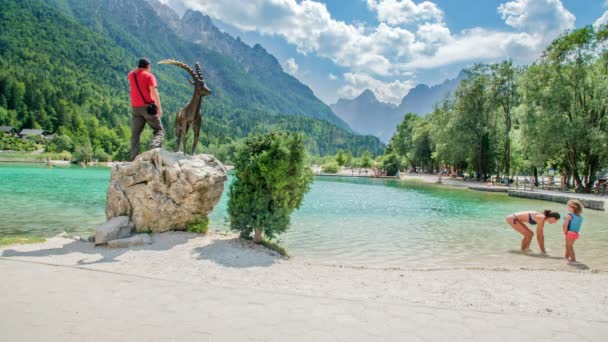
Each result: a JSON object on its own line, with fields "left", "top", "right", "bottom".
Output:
{"left": 0, "top": 236, "right": 46, "bottom": 247}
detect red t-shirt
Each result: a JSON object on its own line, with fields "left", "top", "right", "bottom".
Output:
{"left": 128, "top": 69, "right": 158, "bottom": 107}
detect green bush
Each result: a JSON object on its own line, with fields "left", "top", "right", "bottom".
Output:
{"left": 0, "top": 134, "right": 37, "bottom": 151}
{"left": 321, "top": 162, "right": 339, "bottom": 173}
{"left": 72, "top": 139, "right": 93, "bottom": 163}
{"left": 46, "top": 135, "right": 73, "bottom": 153}
{"left": 58, "top": 151, "right": 73, "bottom": 161}
{"left": 186, "top": 216, "right": 210, "bottom": 234}
{"left": 93, "top": 148, "right": 112, "bottom": 162}
{"left": 381, "top": 153, "right": 401, "bottom": 176}
{"left": 228, "top": 132, "right": 313, "bottom": 243}
{"left": 335, "top": 149, "right": 346, "bottom": 166}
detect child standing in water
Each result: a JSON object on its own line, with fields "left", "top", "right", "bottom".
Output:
{"left": 563, "top": 200, "right": 584, "bottom": 262}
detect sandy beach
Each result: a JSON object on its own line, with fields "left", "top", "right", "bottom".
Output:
{"left": 1, "top": 232, "right": 607, "bottom": 341}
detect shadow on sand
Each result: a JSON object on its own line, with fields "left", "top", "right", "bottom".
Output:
{"left": 507, "top": 250, "right": 590, "bottom": 270}
{"left": 0, "top": 232, "right": 198, "bottom": 266}
{"left": 192, "top": 238, "right": 282, "bottom": 268}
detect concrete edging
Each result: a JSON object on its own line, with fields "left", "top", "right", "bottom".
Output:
{"left": 508, "top": 190, "right": 605, "bottom": 211}
{"left": 467, "top": 186, "right": 509, "bottom": 193}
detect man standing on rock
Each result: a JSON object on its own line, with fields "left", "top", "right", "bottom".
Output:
{"left": 128, "top": 58, "right": 163, "bottom": 161}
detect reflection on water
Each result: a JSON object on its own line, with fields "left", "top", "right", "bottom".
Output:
{"left": 1, "top": 164, "right": 607, "bottom": 270}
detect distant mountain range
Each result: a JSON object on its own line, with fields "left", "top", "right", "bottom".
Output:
{"left": 330, "top": 90, "right": 397, "bottom": 144}
{"left": 331, "top": 72, "right": 466, "bottom": 142}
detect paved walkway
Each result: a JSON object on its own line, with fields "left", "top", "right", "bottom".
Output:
{"left": 1, "top": 259, "right": 606, "bottom": 342}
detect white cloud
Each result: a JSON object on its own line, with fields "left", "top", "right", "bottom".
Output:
{"left": 338, "top": 73, "right": 415, "bottom": 104}
{"left": 162, "top": 0, "right": 579, "bottom": 103}
{"left": 328, "top": 73, "right": 338, "bottom": 80}
{"left": 409, "top": 0, "right": 576, "bottom": 69}
{"left": 366, "top": 0, "right": 443, "bottom": 26}
{"left": 498, "top": 0, "right": 574, "bottom": 34}
{"left": 595, "top": 11, "right": 608, "bottom": 29}
{"left": 163, "top": 0, "right": 412, "bottom": 76}
{"left": 284, "top": 58, "right": 299, "bottom": 75}
{"left": 406, "top": 28, "right": 541, "bottom": 69}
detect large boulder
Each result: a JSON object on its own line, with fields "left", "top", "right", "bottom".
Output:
{"left": 106, "top": 149, "right": 227, "bottom": 233}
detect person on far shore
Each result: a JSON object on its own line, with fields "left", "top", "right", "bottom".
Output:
{"left": 506, "top": 210, "right": 561, "bottom": 253}
{"left": 563, "top": 200, "right": 583, "bottom": 262}
{"left": 128, "top": 57, "right": 163, "bottom": 161}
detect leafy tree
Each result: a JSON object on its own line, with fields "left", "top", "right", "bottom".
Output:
{"left": 360, "top": 151, "right": 373, "bottom": 169}
{"left": 429, "top": 65, "right": 498, "bottom": 180}
{"left": 344, "top": 151, "right": 353, "bottom": 167}
{"left": 321, "top": 162, "right": 339, "bottom": 173}
{"left": 228, "top": 132, "right": 313, "bottom": 243}
{"left": 93, "top": 148, "right": 111, "bottom": 162}
{"left": 381, "top": 153, "right": 401, "bottom": 176}
{"left": 388, "top": 113, "right": 417, "bottom": 168}
{"left": 46, "top": 134, "right": 73, "bottom": 153}
{"left": 335, "top": 149, "right": 346, "bottom": 166}
{"left": 489, "top": 60, "right": 520, "bottom": 180}
{"left": 72, "top": 139, "right": 93, "bottom": 164}
{"left": 520, "top": 26, "right": 608, "bottom": 192}
{"left": 410, "top": 118, "right": 434, "bottom": 172}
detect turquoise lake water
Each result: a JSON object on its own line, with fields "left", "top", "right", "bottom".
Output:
{"left": 1, "top": 163, "right": 607, "bottom": 270}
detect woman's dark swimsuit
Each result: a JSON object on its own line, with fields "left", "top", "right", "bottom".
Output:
{"left": 510, "top": 212, "right": 537, "bottom": 225}
{"left": 528, "top": 213, "right": 537, "bottom": 225}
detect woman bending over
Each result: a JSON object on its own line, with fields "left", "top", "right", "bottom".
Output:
{"left": 506, "top": 210, "right": 561, "bottom": 253}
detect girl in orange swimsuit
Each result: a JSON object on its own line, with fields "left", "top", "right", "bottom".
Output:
{"left": 506, "top": 210, "right": 561, "bottom": 253}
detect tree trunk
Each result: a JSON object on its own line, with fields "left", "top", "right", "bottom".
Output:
{"left": 254, "top": 228, "right": 263, "bottom": 244}
{"left": 504, "top": 133, "right": 510, "bottom": 182}
{"left": 533, "top": 167, "right": 539, "bottom": 187}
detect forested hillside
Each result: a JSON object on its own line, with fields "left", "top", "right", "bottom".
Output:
{"left": 0, "top": 0, "right": 383, "bottom": 161}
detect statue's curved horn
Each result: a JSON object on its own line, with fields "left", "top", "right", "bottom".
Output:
{"left": 195, "top": 62, "right": 204, "bottom": 81}
{"left": 158, "top": 59, "right": 197, "bottom": 81}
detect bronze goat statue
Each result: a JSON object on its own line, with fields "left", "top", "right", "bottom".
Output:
{"left": 158, "top": 59, "right": 211, "bottom": 155}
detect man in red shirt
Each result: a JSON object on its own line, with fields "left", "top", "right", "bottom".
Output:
{"left": 128, "top": 58, "right": 163, "bottom": 161}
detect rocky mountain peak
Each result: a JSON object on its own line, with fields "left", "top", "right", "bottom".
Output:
{"left": 357, "top": 89, "right": 377, "bottom": 102}
{"left": 146, "top": 0, "right": 180, "bottom": 30}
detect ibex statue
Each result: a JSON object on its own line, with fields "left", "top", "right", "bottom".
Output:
{"left": 158, "top": 59, "right": 211, "bottom": 155}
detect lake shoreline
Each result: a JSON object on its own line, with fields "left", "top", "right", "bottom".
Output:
{"left": 399, "top": 173, "right": 608, "bottom": 210}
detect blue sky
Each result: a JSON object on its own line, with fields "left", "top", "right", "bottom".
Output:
{"left": 162, "top": 0, "right": 607, "bottom": 105}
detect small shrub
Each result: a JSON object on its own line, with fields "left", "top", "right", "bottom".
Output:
{"left": 381, "top": 153, "right": 401, "bottom": 176}
{"left": 93, "top": 148, "right": 112, "bottom": 162}
{"left": 228, "top": 131, "right": 313, "bottom": 244}
{"left": 58, "top": 151, "right": 73, "bottom": 161}
{"left": 321, "top": 162, "right": 339, "bottom": 173}
{"left": 0, "top": 134, "right": 37, "bottom": 151}
{"left": 186, "top": 216, "right": 209, "bottom": 234}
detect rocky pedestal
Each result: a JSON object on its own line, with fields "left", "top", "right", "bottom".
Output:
{"left": 105, "top": 149, "right": 227, "bottom": 233}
